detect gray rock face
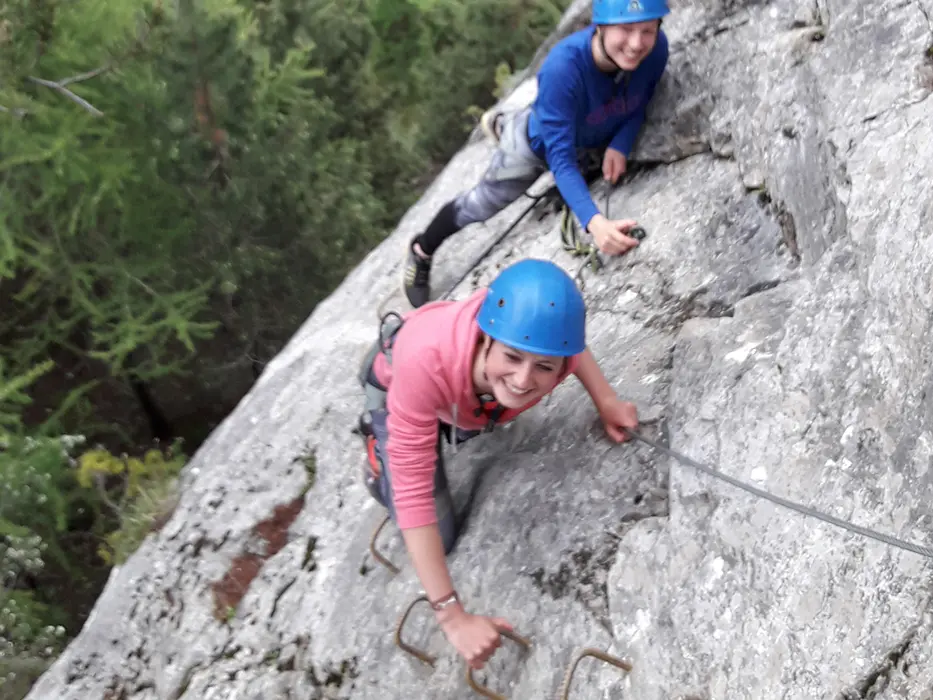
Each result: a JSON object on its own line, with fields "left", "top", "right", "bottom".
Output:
{"left": 25, "top": 1, "right": 933, "bottom": 699}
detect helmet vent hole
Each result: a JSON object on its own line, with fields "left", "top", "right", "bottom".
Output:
{"left": 498, "top": 298, "right": 506, "bottom": 308}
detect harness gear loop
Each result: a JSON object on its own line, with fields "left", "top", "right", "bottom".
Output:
{"left": 378, "top": 311, "right": 404, "bottom": 354}
{"left": 465, "top": 630, "right": 533, "bottom": 699}
{"left": 559, "top": 647, "right": 632, "bottom": 699}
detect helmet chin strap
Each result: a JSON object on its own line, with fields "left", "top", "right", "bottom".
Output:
{"left": 479, "top": 335, "right": 493, "bottom": 388}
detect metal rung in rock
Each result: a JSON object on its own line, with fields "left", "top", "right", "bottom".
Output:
{"left": 558, "top": 647, "right": 632, "bottom": 699}
{"left": 394, "top": 595, "right": 532, "bottom": 698}
{"left": 465, "top": 630, "right": 532, "bottom": 699}
{"left": 394, "top": 595, "right": 436, "bottom": 667}
{"left": 370, "top": 515, "right": 399, "bottom": 574}
{"left": 394, "top": 597, "right": 631, "bottom": 698}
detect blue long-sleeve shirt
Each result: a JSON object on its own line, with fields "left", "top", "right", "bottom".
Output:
{"left": 527, "top": 25, "right": 669, "bottom": 228}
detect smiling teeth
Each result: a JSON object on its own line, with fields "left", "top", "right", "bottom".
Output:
{"left": 506, "top": 383, "right": 531, "bottom": 395}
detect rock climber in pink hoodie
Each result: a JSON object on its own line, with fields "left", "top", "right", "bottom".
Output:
{"left": 357, "top": 258, "right": 639, "bottom": 671}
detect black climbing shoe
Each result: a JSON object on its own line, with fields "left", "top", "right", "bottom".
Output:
{"left": 402, "top": 241, "right": 432, "bottom": 308}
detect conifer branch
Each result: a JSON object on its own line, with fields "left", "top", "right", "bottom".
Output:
{"left": 0, "top": 104, "right": 27, "bottom": 118}
{"left": 125, "top": 272, "right": 159, "bottom": 299}
{"left": 58, "top": 65, "right": 112, "bottom": 87}
{"left": 26, "top": 76, "right": 104, "bottom": 117}
{"left": 22, "top": 5, "right": 159, "bottom": 118}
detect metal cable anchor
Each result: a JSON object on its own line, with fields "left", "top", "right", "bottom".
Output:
{"left": 558, "top": 647, "right": 632, "bottom": 699}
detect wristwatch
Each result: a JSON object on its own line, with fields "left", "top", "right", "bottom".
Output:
{"left": 429, "top": 591, "right": 461, "bottom": 612}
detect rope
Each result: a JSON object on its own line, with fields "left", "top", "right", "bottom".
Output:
{"left": 561, "top": 189, "right": 606, "bottom": 278}
{"left": 624, "top": 427, "right": 933, "bottom": 561}
{"left": 436, "top": 147, "right": 646, "bottom": 300}
{"left": 564, "top": 180, "right": 646, "bottom": 291}
{"left": 438, "top": 185, "right": 555, "bottom": 302}
{"left": 438, "top": 148, "right": 611, "bottom": 300}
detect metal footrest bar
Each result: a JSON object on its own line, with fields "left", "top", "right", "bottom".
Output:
{"left": 394, "top": 594, "right": 436, "bottom": 667}
{"left": 370, "top": 515, "right": 399, "bottom": 574}
{"left": 558, "top": 647, "right": 632, "bottom": 699}
{"left": 395, "top": 596, "right": 630, "bottom": 698}
{"left": 465, "top": 630, "right": 533, "bottom": 699}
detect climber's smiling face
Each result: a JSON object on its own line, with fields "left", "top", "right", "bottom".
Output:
{"left": 597, "top": 20, "right": 660, "bottom": 71}
{"left": 480, "top": 340, "right": 564, "bottom": 410}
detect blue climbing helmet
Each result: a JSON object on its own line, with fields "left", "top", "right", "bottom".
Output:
{"left": 592, "top": 0, "right": 670, "bottom": 25}
{"left": 477, "top": 259, "right": 586, "bottom": 357}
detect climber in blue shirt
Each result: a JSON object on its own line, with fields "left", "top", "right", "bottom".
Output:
{"left": 402, "top": 0, "right": 671, "bottom": 308}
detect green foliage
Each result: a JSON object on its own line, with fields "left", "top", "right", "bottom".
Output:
{"left": 0, "top": 591, "right": 68, "bottom": 698}
{"left": 0, "top": 360, "right": 53, "bottom": 434}
{"left": 0, "top": 1, "right": 572, "bottom": 696}
{"left": 0, "top": 362, "right": 186, "bottom": 698}
{"left": 0, "top": 365, "right": 85, "bottom": 699}
{"left": 1, "top": 0, "right": 571, "bottom": 420}
{"left": 370, "top": 0, "right": 567, "bottom": 160}
{"left": 77, "top": 443, "right": 185, "bottom": 565}
{"left": 0, "top": 436, "right": 75, "bottom": 569}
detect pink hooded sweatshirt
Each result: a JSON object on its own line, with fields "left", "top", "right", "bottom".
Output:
{"left": 373, "top": 289, "right": 580, "bottom": 530}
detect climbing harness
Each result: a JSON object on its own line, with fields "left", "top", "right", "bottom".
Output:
{"left": 623, "top": 427, "right": 933, "bottom": 560}
{"left": 357, "top": 311, "right": 405, "bottom": 455}
{"left": 394, "top": 592, "right": 630, "bottom": 699}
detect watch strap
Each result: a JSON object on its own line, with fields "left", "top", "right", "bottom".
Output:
{"left": 429, "top": 590, "right": 461, "bottom": 612}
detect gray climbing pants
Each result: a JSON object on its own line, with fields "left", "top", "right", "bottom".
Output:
{"left": 453, "top": 107, "right": 548, "bottom": 229}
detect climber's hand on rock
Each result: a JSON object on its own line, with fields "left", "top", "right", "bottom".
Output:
{"left": 597, "top": 397, "right": 639, "bottom": 443}
{"left": 439, "top": 607, "right": 513, "bottom": 670}
{"left": 588, "top": 215, "right": 641, "bottom": 256}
